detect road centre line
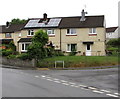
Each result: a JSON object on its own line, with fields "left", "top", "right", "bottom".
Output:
{"left": 35, "top": 75, "right": 39, "bottom": 78}
{"left": 37, "top": 75, "right": 120, "bottom": 97}
{"left": 46, "top": 79, "right": 53, "bottom": 81}
{"left": 114, "top": 93, "right": 120, "bottom": 95}
{"left": 88, "top": 87, "right": 97, "bottom": 90}
{"left": 53, "top": 81, "right": 61, "bottom": 83}
{"left": 78, "top": 84, "right": 87, "bottom": 87}
{"left": 68, "top": 82, "right": 76, "bottom": 84}
{"left": 60, "top": 80, "right": 68, "bottom": 82}
{"left": 53, "top": 78, "right": 59, "bottom": 80}
{"left": 41, "top": 75, "right": 46, "bottom": 77}
{"left": 93, "top": 90, "right": 104, "bottom": 94}
{"left": 62, "top": 83, "right": 70, "bottom": 85}
{"left": 100, "top": 89, "right": 110, "bottom": 93}
{"left": 106, "top": 94, "right": 118, "bottom": 97}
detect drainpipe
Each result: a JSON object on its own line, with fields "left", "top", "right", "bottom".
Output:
{"left": 60, "top": 28, "right": 62, "bottom": 51}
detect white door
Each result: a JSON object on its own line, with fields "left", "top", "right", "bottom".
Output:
{"left": 86, "top": 44, "right": 91, "bottom": 56}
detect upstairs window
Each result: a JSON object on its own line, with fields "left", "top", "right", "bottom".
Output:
{"left": 89, "top": 28, "right": 96, "bottom": 34}
{"left": 67, "top": 44, "right": 77, "bottom": 52}
{"left": 67, "top": 29, "right": 76, "bottom": 35}
{"left": 47, "top": 29, "right": 55, "bottom": 35}
{"left": 28, "top": 30, "right": 34, "bottom": 36}
{"left": 5, "top": 33, "right": 11, "bottom": 38}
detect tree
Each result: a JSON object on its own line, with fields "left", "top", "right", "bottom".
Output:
{"left": 27, "top": 30, "right": 49, "bottom": 63}
{"left": 10, "top": 18, "right": 27, "bottom": 24}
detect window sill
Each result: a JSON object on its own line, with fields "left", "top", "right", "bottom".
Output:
{"left": 89, "top": 34, "right": 97, "bottom": 36}
{"left": 5, "top": 37, "right": 12, "bottom": 38}
{"left": 66, "top": 34, "right": 77, "bottom": 36}
{"left": 48, "top": 35, "right": 55, "bottom": 37}
{"left": 21, "top": 50, "right": 27, "bottom": 52}
{"left": 27, "top": 35, "right": 34, "bottom": 37}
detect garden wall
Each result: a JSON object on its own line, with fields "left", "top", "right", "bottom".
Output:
{"left": 0, "top": 57, "right": 35, "bottom": 68}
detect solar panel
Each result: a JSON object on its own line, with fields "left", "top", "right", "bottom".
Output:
{"left": 25, "top": 18, "right": 61, "bottom": 28}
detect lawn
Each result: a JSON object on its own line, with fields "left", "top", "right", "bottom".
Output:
{"left": 37, "top": 56, "right": 119, "bottom": 68}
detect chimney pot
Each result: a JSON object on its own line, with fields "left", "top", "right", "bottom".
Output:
{"left": 43, "top": 13, "right": 47, "bottom": 20}
{"left": 6, "top": 21, "right": 10, "bottom": 28}
{"left": 80, "top": 9, "right": 87, "bottom": 21}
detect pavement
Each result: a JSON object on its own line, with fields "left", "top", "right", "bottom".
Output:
{"left": 1, "top": 65, "right": 120, "bottom": 98}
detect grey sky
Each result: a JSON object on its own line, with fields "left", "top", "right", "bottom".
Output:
{"left": 0, "top": 0, "right": 119, "bottom": 27}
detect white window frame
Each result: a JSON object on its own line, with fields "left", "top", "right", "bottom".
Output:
{"left": 21, "top": 43, "right": 30, "bottom": 52}
{"left": 66, "top": 29, "right": 77, "bottom": 35}
{"left": 66, "top": 44, "right": 77, "bottom": 52}
{"left": 89, "top": 28, "right": 96, "bottom": 34}
{"left": 47, "top": 29, "right": 55, "bottom": 36}
{"left": 27, "top": 30, "right": 34, "bottom": 36}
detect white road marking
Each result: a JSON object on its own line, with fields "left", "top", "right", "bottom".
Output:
{"left": 114, "top": 93, "right": 120, "bottom": 95}
{"left": 53, "top": 78, "right": 59, "bottom": 80}
{"left": 35, "top": 75, "right": 39, "bottom": 78}
{"left": 100, "top": 89, "right": 110, "bottom": 93}
{"left": 40, "top": 75, "right": 119, "bottom": 97}
{"left": 106, "top": 94, "right": 118, "bottom": 97}
{"left": 88, "top": 87, "right": 97, "bottom": 90}
{"left": 62, "top": 83, "right": 69, "bottom": 85}
{"left": 46, "top": 79, "right": 53, "bottom": 81}
{"left": 54, "top": 81, "right": 61, "bottom": 83}
{"left": 41, "top": 75, "right": 46, "bottom": 77}
{"left": 61, "top": 80, "right": 68, "bottom": 82}
{"left": 78, "top": 84, "right": 87, "bottom": 87}
{"left": 69, "top": 82, "right": 76, "bottom": 85}
{"left": 93, "top": 90, "right": 104, "bottom": 94}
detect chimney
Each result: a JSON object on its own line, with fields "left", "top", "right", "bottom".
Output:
{"left": 6, "top": 21, "right": 10, "bottom": 28}
{"left": 43, "top": 13, "right": 47, "bottom": 20}
{"left": 80, "top": 9, "right": 87, "bottom": 21}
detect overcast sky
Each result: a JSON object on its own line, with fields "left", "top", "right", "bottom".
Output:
{"left": 0, "top": 0, "right": 119, "bottom": 27}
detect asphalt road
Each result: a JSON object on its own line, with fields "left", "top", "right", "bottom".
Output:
{"left": 1, "top": 66, "right": 120, "bottom": 97}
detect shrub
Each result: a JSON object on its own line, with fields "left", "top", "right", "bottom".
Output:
{"left": 54, "top": 51, "right": 64, "bottom": 56}
{"left": 2, "top": 49, "right": 14, "bottom": 56}
{"left": 17, "top": 53, "right": 32, "bottom": 60}
{"left": 7, "top": 55, "right": 16, "bottom": 59}
{"left": 69, "top": 51, "right": 77, "bottom": 56}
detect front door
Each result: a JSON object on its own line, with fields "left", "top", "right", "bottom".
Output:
{"left": 86, "top": 44, "right": 91, "bottom": 56}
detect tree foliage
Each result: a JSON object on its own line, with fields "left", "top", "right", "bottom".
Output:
{"left": 107, "top": 38, "right": 120, "bottom": 47}
{"left": 27, "top": 30, "right": 49, "bottom": 61}
{"left": 10, "top": 18, "right": 27, "bottom": 24}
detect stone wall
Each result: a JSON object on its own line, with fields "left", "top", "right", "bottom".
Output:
{"left": 0, "top": 57, "right": 35, "bottom": 68}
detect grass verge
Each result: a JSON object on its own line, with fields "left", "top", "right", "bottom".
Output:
{"left": 37, "top": 56, "right": 119, "bottom": 68}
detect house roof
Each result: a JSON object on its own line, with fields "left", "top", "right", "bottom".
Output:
{"left": 59, "top": 15, "right": 104, "bottom": 28}
{"left": 0, "top": 39, "right": 13, "bottom": 44}
{"left": 24, "top": 15, "right": 105, "bottom": 29}
{"left": 106, "top": 27, "right": 118, "bottom": 33}
{"left": 0, "top": 23, "right": 26, "bottom": 33}
{"left": 18, "top": 38, "right": 32, "bottom": 43}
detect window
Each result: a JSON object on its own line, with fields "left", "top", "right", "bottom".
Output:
{"left": 89, "top": 28, "right": 96, "bottom": 34}
{"left": 67, "top": 29, "right": 76, "bottom": 35}
{"left": 67, "top": 44, "right": 77, "bottom": 52}
{"left": 28, "top": 30, "right": 34, "bottom": 36}
{"left": 19, "top": 33, "right": 21, "bottom": 37}
{"left": 21, "top": 43, "right": 30, "bottom": 52}
{"left": 47, "top": 29, "right": 55, "bottom": 35}
{"left": 5, "top": 33, "right": 11, "bottom": 38}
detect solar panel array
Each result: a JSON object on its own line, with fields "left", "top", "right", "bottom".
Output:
{"left": 25, "top": 18, "right": 61, "bottom": 28}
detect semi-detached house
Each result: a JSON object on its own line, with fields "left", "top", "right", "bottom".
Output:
{"left": 1, "top": 10, "right": 106, "bottom": 56}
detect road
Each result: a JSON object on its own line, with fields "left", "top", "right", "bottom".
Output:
{"left": 1, "top": 66, "right": 120, "bottom": 98}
